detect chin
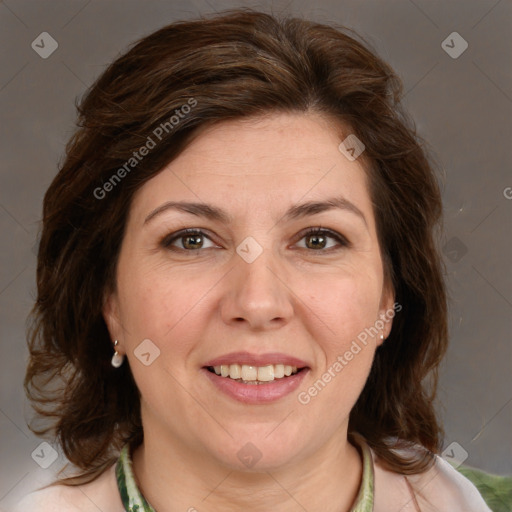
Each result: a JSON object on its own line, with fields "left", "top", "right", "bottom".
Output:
{"left": 206, "top": 429, "right": 306, "bottom": 472}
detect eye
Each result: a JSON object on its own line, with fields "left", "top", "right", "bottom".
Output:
{"left": 295, "top": 227, "right": 350, "bottom": 251}
{"left": 160, "top": 227, "right": 349, "bottom": 253}
{"left": 160, "top": 229, "right": 218, "bottom": 251}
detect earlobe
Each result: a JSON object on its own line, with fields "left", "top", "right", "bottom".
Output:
{"left": 377, "top": 282, "right": 396, "bottom": 345}
{"left": 376, "top": 326, "right": 388, "bottom": 348}
{"left": 102, "top": 291, "right": 121, "bottom": 342}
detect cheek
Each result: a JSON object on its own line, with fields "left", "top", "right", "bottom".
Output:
{"left": 296, "top": 276, "right": 378, "bottom": 417}
{"left": 301, "top": 270, "right": 382, "bottom": 350}
{"left": 116, "top": 270, "right": 206, "bottom": 406}
{"left": 293, "top": 269, "right": 382, "bottom": 415}
{"left": 117, "top": 263, "right": 219, "bottom": 366}
{"left": 119, "top": 261, "right": 192, "bottom": 331}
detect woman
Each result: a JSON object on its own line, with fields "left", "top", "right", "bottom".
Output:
{"left": 13, "top": 9, "right": 493, "bottom": 512}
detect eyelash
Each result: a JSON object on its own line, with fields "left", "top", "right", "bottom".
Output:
{"left": 160, "top": 227, "right": 350, "bottom": 253}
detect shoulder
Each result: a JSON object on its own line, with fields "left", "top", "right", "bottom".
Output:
{"left": 9, "top": 463, "right": 124, "bottom": 512}
{"left": 370, "top": 443, "right": 492, "bottom": 512}
{"left": 405, "top": 454, "right": 493, "bottom": 511}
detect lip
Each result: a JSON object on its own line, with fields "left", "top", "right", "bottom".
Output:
{"left": 201, "top": 366, "right": 310, "bottom": 404}
{"left": 203, "top": 351, "right": 310, "bottom": 368}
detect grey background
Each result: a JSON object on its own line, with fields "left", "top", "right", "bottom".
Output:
{"left": 1, "top": 0, "right": 511, "bottom": 508}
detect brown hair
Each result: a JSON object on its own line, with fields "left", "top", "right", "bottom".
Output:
{"left": 26, "top": 8, "right": 448, "bottom": 485}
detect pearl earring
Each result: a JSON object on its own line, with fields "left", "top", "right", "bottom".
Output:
{"left": 111, "top": 340, "right": 125, "bottom": 368}
{"left": 380, "top": 333, "right": 385, "bottom": 342}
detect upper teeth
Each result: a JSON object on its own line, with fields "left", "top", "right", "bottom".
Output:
{"left": 212, "top": 364, "right": 298, "bottom": 381}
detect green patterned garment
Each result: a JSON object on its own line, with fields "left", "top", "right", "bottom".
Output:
{"left": 115, "top": 438, "right": 374, "bottom": 512}
{"left": 115, "top": 445, "right": 156, "bottom": 512}
{"left": 449, "top": 463, "right": 512, "bottom": 512}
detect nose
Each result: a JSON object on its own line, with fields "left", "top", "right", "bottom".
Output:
{"left": 220, "top": 248, "right": 294, "bottom": 331}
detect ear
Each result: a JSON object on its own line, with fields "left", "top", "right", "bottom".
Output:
{"left": 376, "top": 278, "right": 396, "bottom": 347}
{"left": 102, "top": 290, "right": 123, "bottom": 352}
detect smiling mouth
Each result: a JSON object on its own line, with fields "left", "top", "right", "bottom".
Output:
{"left": 205, "top": 364, "right": 306, "bottom": 384}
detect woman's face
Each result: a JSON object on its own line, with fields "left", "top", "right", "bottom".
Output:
{"left": 104, "top": 112, "right": 394, "bottom": 470}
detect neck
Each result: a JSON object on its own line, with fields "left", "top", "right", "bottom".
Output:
{"left": 131, "top": 422, "right": 363, "bottom": 512}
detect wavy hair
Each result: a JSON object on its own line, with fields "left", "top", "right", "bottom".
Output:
{"left": 25, "top": 8, "right": 448, "bottom": 485}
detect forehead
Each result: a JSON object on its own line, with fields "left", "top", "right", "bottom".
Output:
{"left": 175, "top": 112, "right": 362, "bottom": 174}
{"left": 130, "top": 112, "right": 374, "bottom": 224}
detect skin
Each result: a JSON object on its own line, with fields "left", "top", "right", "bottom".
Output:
{"left": 103, "top": 112, "right": 395, "bottom": 512}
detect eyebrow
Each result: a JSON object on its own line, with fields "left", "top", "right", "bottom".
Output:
{"left": 143, "top": 196, "right": 368, "bottom": 228}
